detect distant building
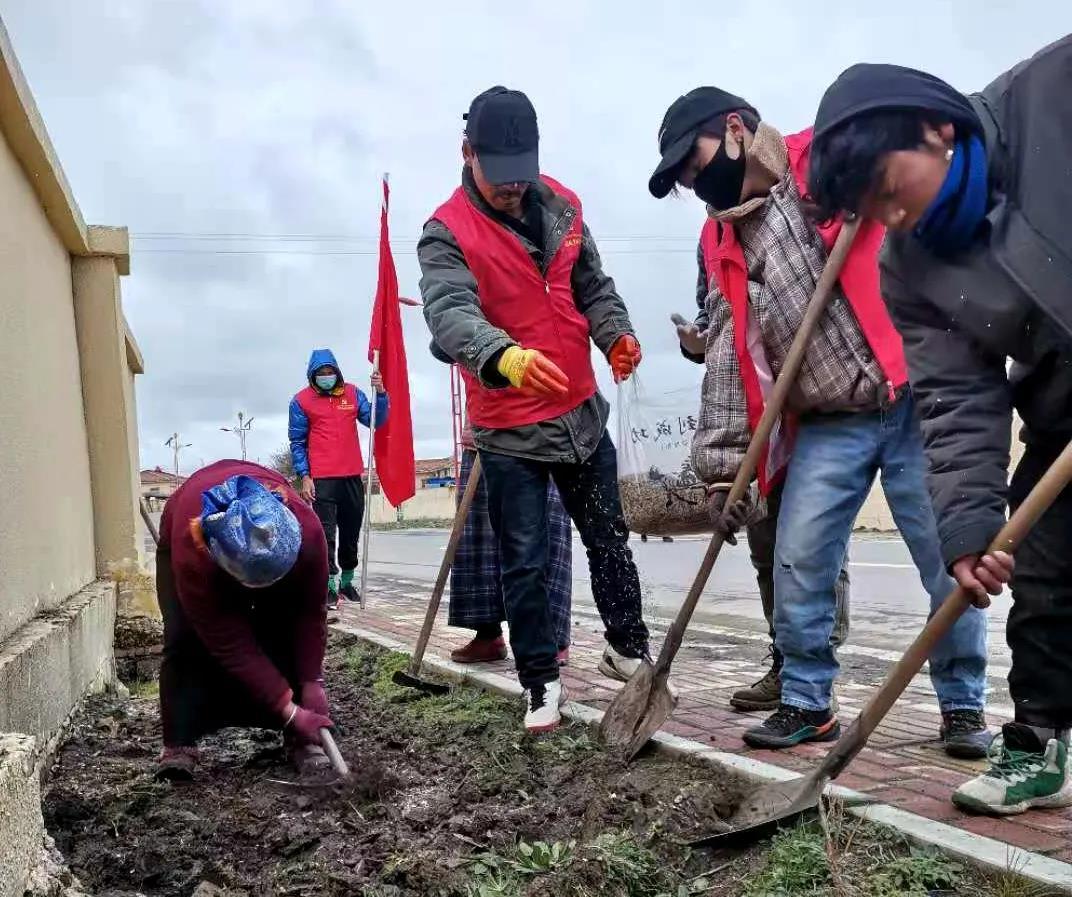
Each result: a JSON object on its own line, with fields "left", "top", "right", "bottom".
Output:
{"left": 140, "top": 467, "right": 187, "bottom": 508}
{"left": 368, "top": 456, "right": 455, "bottom": 495}
{"left": 415, "top": 457, "right": 454, "bottom": 489}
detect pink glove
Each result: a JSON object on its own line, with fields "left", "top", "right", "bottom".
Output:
{"left": 300, "top": 681, "right": 330, "bottom": 718}
{"left": 285, "top": 705, "right": 334, "bottom": 745}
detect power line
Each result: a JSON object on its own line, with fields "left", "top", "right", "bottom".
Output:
{"left": 135, "top": 246, "right": 695, "bottom": 256}
{"left": 133, "top": 230, "right": 698, "bottom": 243}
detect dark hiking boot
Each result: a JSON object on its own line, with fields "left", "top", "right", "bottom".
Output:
{"left": 730, "top": 647, "right": 783, "bottom": 712}
{"left": 941, "top": 709, "right": 992, "bottom": 760}
{"left": 450, "top": 635, "right": 508, "bottom": 664}
{"left": 156, "top": 746, "right": 200, "bottom": 782}
{"left": 743, "top": 703, "right": 840, "bottom": 749}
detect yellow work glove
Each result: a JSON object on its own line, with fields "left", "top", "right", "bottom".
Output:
{"left": 496, "top": 346, "right": 570, "bottom": 397}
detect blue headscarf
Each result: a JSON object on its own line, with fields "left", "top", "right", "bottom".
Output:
{"left": 200, "top": 475, "right": 301, "bottom": 587}
{"left": 913, "top": 133, "right": 989, "bottom": 257}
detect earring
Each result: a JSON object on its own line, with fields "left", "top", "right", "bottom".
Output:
{"left": 945, "top": 147, "right": 954, "bottom": 162}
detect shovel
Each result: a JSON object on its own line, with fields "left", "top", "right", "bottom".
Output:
{"left": 392, "top": 454, "right": 484, "bottom": 696}
{"left": 320, "top": 728, "right": 350, "bottom": 777}
{"left": 692, "top": 436, "right": 1072, "bottom": 848}
{"left": 140, "top": 497, "right": 160, "bottom": 547}
{"left": 600, "top": 219, "right": 862, "bottom": 759}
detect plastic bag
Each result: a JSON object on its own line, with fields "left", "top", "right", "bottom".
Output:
{"left": 616, "top": 377, "right": 712, "bottom": 536}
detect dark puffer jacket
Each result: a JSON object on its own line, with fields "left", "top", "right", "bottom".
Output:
{"left": 880, "top": 35, "right": 1072, "bottom": 566}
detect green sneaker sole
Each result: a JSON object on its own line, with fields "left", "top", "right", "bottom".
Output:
{"left": 743, "top": 718, "right": 841, "bottom": 749}
{"left": 953, "top": 787, "right": 1072, "bottom": 816}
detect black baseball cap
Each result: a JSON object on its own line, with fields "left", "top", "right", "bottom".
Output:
{"left": 648, "top": 87, "right": 759, "bottom": 198}
{"left": 464, "top": 86, "right": 539, "bottom": 185}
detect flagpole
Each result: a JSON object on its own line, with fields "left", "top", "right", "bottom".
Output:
{"left": 360, "top": 347, "right": 380, "bottom": 610}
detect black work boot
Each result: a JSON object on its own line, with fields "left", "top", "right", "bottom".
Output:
{"left": 730, "top": 646, "right": 783, "bottom": 712}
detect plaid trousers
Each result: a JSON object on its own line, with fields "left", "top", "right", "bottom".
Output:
{"left": 448, "top": 449, "right": 573, "bottom": 648}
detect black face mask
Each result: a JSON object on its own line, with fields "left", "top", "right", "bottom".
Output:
{"left": 692, "top": 137, "right": 746, "bottom": 210}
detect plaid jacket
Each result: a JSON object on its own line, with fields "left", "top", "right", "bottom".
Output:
{"left": 691, "top": 172, "right": 888, "bottom": 485}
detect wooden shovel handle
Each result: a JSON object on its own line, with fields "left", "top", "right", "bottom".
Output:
{"left": 652, "top": 219, "right": 862, "bottom": 679}
{"left": 140, "top": 498, "right": 160, "bottom": 547}
{"left": 819, "top": 436, "right": 1072, "bottom": 782}
{"left": 320, "top": 728, "right": 349, "bottom": 777}
{"left": 406, "top": 454, "right": 483, "bottom": 675}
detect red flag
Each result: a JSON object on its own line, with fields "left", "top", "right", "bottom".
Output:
{"left": 367, "top": 175, "right": 415, "bottom": 506}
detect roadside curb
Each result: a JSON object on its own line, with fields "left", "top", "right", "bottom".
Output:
{"left": 335, "top": 621, "right": 1072, "bottom": 894}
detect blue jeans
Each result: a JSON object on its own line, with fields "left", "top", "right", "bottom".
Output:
{"left": 775, "top": 394, "right": 988, "bottom": 713}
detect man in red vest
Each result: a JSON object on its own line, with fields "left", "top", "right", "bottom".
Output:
{"left": 289, "top": 348, "right": 388, "bottom": 611}
{"left": 649, "top": 87, "right": 990, "bottom": 756}
{"left": 419, "top": 86, "right": 650, "bottom": 734}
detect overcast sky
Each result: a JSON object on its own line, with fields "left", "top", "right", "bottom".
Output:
{"left": 3, "top": 2, "right": 1069, "bottom": 476}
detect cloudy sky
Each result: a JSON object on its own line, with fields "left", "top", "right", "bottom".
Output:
{"left": 4, "top": 2, "right": 1068, "bottom": 475}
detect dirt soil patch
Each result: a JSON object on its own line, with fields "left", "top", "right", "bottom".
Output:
{"left": 42, "top": 633, "right": 1038, "bottom": 897}
{"left": 43, "top": 634, "right": 753, "bottom": 896}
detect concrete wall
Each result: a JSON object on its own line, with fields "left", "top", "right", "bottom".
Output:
{"left": 0, "top": 734, "right": 42, "bottom": 897}
{"left": 74, "top": 252, "right": 145, "bottom": 572}
{"left": 0, "top": 112, "right": 96, "bottom": 644}
{"left": 369, "top": 487, "right": 456, "bottom": 524}
{"left": 0, "top": 15, "right": 139, "bottom": 893}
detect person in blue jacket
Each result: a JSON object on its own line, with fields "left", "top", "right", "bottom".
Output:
{"left": 289, "top": 349, "right": 388, "bottom": 609}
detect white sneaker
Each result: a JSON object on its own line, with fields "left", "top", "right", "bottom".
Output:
{"left": 598, "top": 645, "right": 643, "bottom": 683}
{"left": 524, "top": 680, "right": 566, "bottom": 734}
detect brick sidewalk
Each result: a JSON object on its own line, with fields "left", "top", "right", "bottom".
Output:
{"left": 338, "top": 574, "right": 1072, "bottom": 865}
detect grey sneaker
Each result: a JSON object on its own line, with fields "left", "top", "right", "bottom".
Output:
{"left": 730, "top": 648, "right": 782, "bottom": 712}
{"left": 941, "top": 709, "right": 991, "bottom": 760}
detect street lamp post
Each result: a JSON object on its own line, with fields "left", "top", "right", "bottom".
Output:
{"left": 221, "top": 412, "right": 254, "bottom": 461}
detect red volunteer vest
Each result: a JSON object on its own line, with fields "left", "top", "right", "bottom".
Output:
{"left": 295, "top": 383, "right": 366, "bottom": 478}
{"left": 430, "top": 176, "right": 597, "bottom": 430}
{"left": 698, "top": 128, "right": 908, "bottom": 494}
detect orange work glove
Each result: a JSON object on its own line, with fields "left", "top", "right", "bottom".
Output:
{"left": 608, "top": 334, "right": 642, "bottom": 382}
{"left": 497, "top": 346, "right": 570, "bottom": 397}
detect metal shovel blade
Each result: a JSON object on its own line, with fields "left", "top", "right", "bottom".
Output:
{"left": 690, "top": 773, "right": 826, "bottom": 848}
{"left": 391, "top": 669, "right": 451, "bottom": 696}
{"left": 599, "top": 660, "right": 653, "bottom": 747}
{"left": 600, "top": 662, "right": 680, "bottom": 759}
{"left": 623, "top": 675, "right": 677, "bottom": 760}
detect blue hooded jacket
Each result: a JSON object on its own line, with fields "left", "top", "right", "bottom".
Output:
{"left": 288, "top": 349, "right": 389, "bottom": 478}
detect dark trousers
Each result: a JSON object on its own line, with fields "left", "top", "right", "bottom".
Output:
{"left": 1008, "top": 441, "right": 1072, "bottom": 729}
{"left": 158, "top": 550, "right": 300, "bottom": 747}
{"left": 480, "top": 431, "right": 650, "bottom": 689}
{"left": 313, "top": 475, "right": 365, "bottom": 576}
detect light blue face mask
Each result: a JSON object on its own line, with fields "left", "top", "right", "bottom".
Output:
{"left": 315, "top": 374, "right": 338, "bottom": 391}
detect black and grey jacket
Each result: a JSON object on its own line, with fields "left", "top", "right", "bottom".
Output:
{"left": 418, "top": 171, "right": 635, "bottom": 463}
{"left": 881, "top": 35, "right": 1072, "bottom": 566}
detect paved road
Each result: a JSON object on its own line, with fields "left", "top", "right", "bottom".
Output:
{"left": 145, "top": 518, "right": 1013, "bottom": 701}
{"left": 365, "top": 528, "right": 1013, "bottom": 672}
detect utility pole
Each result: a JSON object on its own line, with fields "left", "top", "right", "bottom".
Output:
{"left": 164, "top": 433, "right": 192, "bottom": 476}
{"left": 221, "top": 412, "right": 254, "bottom": 461}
